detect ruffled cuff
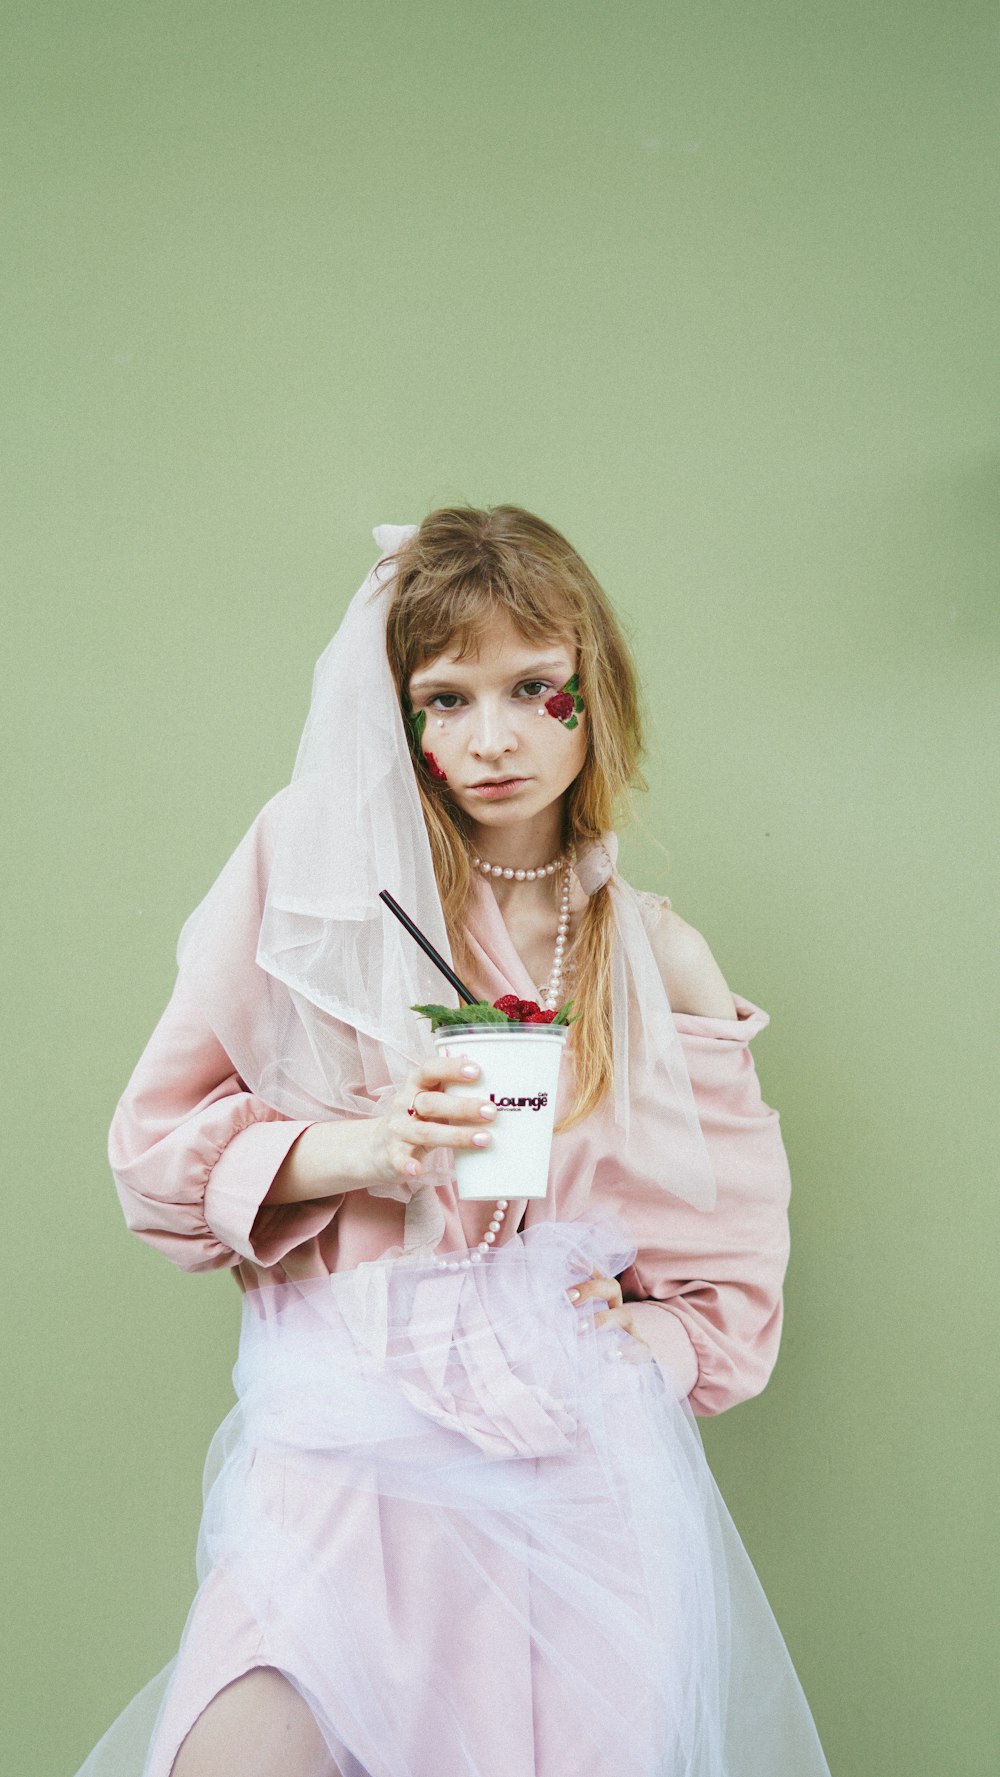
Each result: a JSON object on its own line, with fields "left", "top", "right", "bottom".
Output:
{"left": 627, "top": 1301, "right": 700, "bottom": 1399}
{"left": 204, "top": 1115, "right": 344, "bottom": 1267}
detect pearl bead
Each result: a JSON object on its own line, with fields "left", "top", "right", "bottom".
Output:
{"left": 488, "top": 1219, "right": 501, "bottom": 1233}
{"left": 491, "top": 864, "right": 503, "bottom": 878}
{"left": 514, "top": 869, "right": 525, "bottom": 881}
{"left": 497, "top": 1199, "right": 508, "bottom": 1209}
{"left": 471, "top": 1251, "right": 483, "bottom": 1263}
{"left": 477, "top": 1240, "right": 489, "bottom": 1252}
{"left": 526, "top": 869, "right": 536, "bottom": 881}
{"left": 483, "top": 1231, "right": 496, "bottom": 1244}
{"left": 447, "top": 1261, "right": 460, "bottom": 1271}
{"left": 503, "top": 867, "right": 514, "bottom": 879}
{"left": 460, "top": 1258, "right": 472, "bottom": 1269}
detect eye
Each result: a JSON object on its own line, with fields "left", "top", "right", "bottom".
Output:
{"left": 427, "top": 693, "right": 463, "bottom": 711}
{"left": 518, "top": 680, "right": 552, "bottom": 699}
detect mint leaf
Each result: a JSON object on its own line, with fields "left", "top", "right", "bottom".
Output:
{"left": 411, "top": 1000, "right": 510, "bottom": 1031}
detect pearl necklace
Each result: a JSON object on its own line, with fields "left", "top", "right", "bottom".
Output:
{"left": 434, "top": 1198, "right": 510, "bottom": 1271}
{"left": 434, "top": 852, "right": 574, "bottom": 1270}
{"left": 537, "top": 857, "right": 574, "bottom": 1010}
{"left": 470, "top": 848, "right": 575, "bottom": 1009}
{"left": 471, "top": 851, "right": 565, "bottom": 883}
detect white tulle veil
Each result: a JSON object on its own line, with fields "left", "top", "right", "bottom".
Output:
{"left": 174, "top": 523, "right": 716, "bottom": 1252}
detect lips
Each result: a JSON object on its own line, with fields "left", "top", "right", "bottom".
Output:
{"left": 468, "top": 776, "right": 532, "bottom": 799}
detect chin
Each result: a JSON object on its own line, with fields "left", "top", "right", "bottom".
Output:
{"left": 465, "top": 787, "right": 559, "bottom": 822}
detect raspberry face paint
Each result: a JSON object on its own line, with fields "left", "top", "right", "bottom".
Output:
{"left": 545, "top": 673, "right": 584, "bottom": 729}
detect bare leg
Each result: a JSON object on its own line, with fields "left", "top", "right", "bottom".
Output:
{"left": 170, "top": 1667, "right": 340, "bottom": 1777}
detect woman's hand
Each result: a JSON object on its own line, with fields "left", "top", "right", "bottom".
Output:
{"left": 565, "top": 1271, "right": 652, "bottom": 1353}
{"left": 362, "top": 1054, "right": 497, "bottom": 1187}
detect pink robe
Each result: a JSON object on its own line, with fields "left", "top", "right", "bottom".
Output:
{"left": 104, "top": 877, "right": 794, "bottom": 1776}
{"left": 110, "top": 875, "right": 789, "bottom": 1419}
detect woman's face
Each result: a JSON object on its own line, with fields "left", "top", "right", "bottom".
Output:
{"left": 406, "top": 613, "right": 587, "bottom": 835}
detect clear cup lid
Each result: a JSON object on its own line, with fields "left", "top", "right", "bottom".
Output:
{"left": 434, "top": 1021, "right": 568, "bottom": 1037}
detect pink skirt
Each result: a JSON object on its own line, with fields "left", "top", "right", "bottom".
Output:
{"left": 74, "top": 1216, "right": 831, "bottom": 1777}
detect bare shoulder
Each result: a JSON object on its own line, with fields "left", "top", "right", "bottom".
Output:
{"left": 645, "top": 898, "right": 739, "bottom": 1019}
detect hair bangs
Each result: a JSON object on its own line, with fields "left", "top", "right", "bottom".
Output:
{"left": 404, "top": 567, "right": 578, "bottom": 678}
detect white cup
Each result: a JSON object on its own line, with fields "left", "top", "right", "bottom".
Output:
{"left": 433, "top": 1022, "right": 568, "bottom": 1201}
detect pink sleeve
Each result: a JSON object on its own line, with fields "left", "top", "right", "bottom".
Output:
{"left": 620, "top": 993, "right": 792, "bottom": 1417}
{"left": 108, "top": 973, "right": 345, "bottom": 1273}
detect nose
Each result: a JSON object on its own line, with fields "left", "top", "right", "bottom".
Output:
{"left": 468, "top": 698, "right": 518, "bottom": 762}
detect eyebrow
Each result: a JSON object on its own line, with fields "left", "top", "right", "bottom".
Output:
{"left": 409, "top": 658, "right": 572, "bottom": 695}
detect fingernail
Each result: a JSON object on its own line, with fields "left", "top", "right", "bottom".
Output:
{"left": 567, "top": 1288, "right": 581, "bottom": 1301}
{"left": 461, "top": 1064, "right": 479, "bottom": 1079}
{"left": 479, "top": 1102, "right": 497, "bottom": 1119}
{"left": 405, "top": 1160, "right": 420, "bottom": 1177}
{"left": 472, "top": 1132, "right": 491, "bottom": 1147}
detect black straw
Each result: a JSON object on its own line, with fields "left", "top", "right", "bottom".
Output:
{"left": 379, "top": 890, "right": 478, "bottom": 1005}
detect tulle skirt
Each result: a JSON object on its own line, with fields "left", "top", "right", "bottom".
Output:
{"left": 74, "top": 1215, "right": 831, "bottom": 1776}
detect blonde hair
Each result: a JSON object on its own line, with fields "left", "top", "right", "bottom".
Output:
{"left": 384, "top": 504, "right": 648, "bottom": 1129}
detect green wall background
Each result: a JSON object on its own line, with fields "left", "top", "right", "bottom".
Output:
{"left": 3, "top": 4, "right": 996, "bottom": 1772}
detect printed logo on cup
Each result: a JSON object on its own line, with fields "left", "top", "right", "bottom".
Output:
{"left": 489, "top": 1092, "right": 550, "bottom": 1112}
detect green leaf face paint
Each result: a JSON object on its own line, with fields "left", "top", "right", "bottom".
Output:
{"left": 405, "top": 705, "right": 447, "bottom": 782}
{"left": 544, "top": 673, "right": 585, "bottom": 730}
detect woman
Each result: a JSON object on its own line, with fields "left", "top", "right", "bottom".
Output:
{"left": 78, "top": 508, "right": 832, "bottom": 1776}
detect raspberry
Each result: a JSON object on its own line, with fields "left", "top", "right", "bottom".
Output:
{"left": 492, "top": 995, "right": 524, "bottom": 1019}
